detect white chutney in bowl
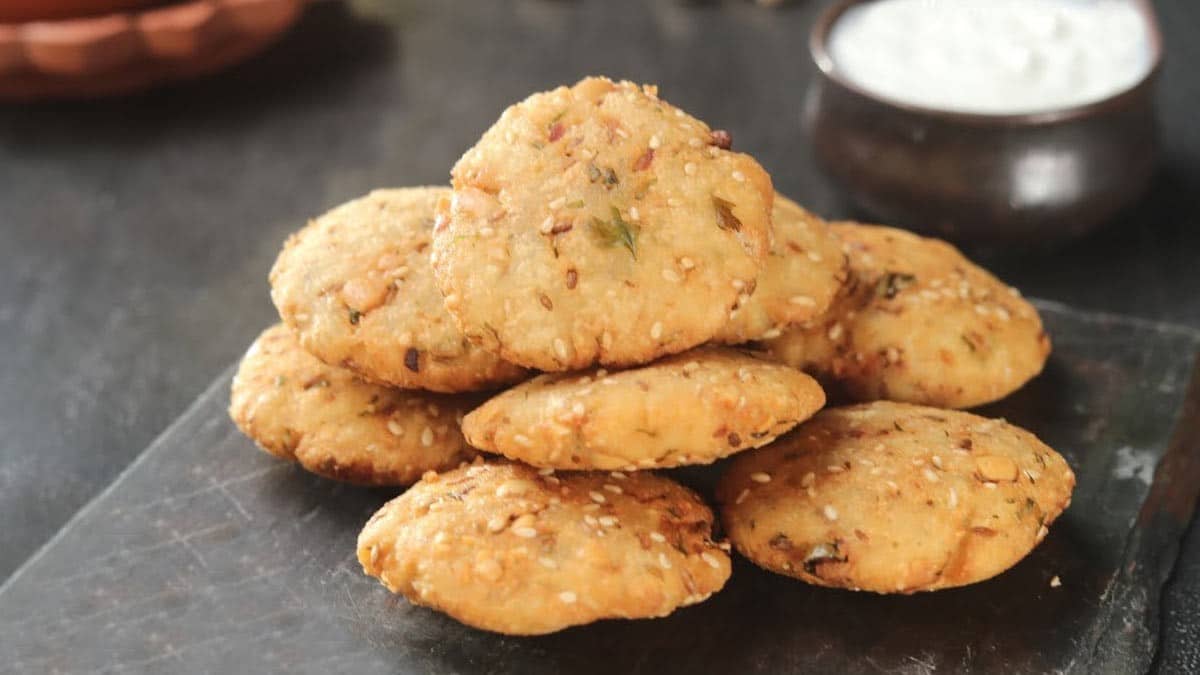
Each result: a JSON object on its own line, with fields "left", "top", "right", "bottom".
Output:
{"left": 827, "top": 0, "right": 1156, "bottom": 115}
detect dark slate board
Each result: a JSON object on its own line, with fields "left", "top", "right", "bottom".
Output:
{"left": 2, "top": 302, "right": 1198, "bottom": 675}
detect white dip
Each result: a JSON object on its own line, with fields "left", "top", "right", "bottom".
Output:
{"left": 827, "top": 0, "right": 1154, "bottom": 114}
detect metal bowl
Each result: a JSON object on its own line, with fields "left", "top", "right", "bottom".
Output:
{"left": 806, "top": 0, "right": 1163, "bottom": 245}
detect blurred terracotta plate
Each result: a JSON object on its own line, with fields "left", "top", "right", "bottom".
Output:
{"left": 0, "top": 0, "right": 163, "bottom": 23}
{"left": 0, "top": 0, "right": 304, "bottom": 101}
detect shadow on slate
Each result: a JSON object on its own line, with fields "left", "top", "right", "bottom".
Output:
{"left": 1, "top": 302, "right": 1198, "bottom": 675}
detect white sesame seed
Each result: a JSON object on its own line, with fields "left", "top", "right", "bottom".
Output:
{"left": 679, "top": 257, "right": 696, "bottom": 270}
{"left": 571, "top": 402, "right": 586, "bottom": 417}
{"left": 513, "top": 527, "right": 538, "bottom": 539}
{"left": 984, "top": 482, "right": 998, "bottom": 490}
{"left": 823, "top": 505, "right": 839, "bottom": 521}
{"left": 553, "top": 338, "right": 569, "bottom": 360}
{"left": 750, "top": 472, "right": 771, "bottom": 484}
{"left": 629, "top": 206, "right": 640, "bottom": 221}
{"left": 885, "top": 347, "right": 901, "bottom": 364}
{"left": 800, "top": 472, "right": 816, "bottom": 488}
{"left": 827, "top": 323, "right": 844, "bottom": 341}
{"left": 1050, "top": 575, "right": 1062, "bottom": 588}
{"left": 659, "top": 553, "right": 672, "bottom": 569}
{"left": 421, "top": 427, "right": 434, "bottom": 447}
{"left": 735, "top": 488, "right": 750, "bottom": 504}
{"left": 548, "top": 196, "right": 566, "bottom": 210}
{"left": 806, "top": 251, "right": 823, "bottom": 262}
{"left": 684, "top": 162, "right": 697, "bottom": 176}
{"left": 886, "top": 480, "right": 900, "bottom": 492}
{"left": 662, "top": 268, "right": 681, "bottom": 283}
{"left": 513, "top": 433, "right": 533, "bottom": 448}
{"left": 650, "top": 322, "right": 663, "bottom": 340}
{"left": 701, "top": 552, "right": 721, "bottom": 569}
{"left": 826, "top": 465, "right": 845, "bottom": 474}
{"left": 538, "top": 467, "right": 555, "bottom": 476}
{"left": 649, "top": 134, "right": 661, "bottom": 149}
{"left": 732, "top": 170, "right": 745, "bottom": 182}
{"left": 1037, "top": 525, "right": 1049, "bottom": 540}
{"left": 603, "top": 484, "right": 623, "bottom": 494}
{"left": 948, "top": 488, "right": 959, "bottom": 508}
{"left": 558, "top": 591, "right": 577, "bottom": 603}
{"left": 731, "top": 279, "right": 745, "bottom": 291}
{"left": 486, "top": 516, "right": 507, "bottom": 532}
{"left": 931, "top": 455, "right": 944, "bottom": 469}
{"left": 650, "top": 532, "right": 667, "bottom": 543}
{"left": 539, "top": 216, "right": 555, "bottom": 233}
{"left": 479, "top": 226, "right": 495, "bottom": 237}
{"left": 386, "top": 420, "right": 405, "bottom": 436}
{"left": 500, "top": 482, "right": 537, "bottom": 499}
{"left": 583, "top": 515, "right": 599, "bottom": 527}
{"left": 598, "top": 515, "right": 619, "bottom": 527}
{"left": 589, "top": 491, "right": 606, "bottom": 503}
{"left": 789, "top": 295, "right": 816, "bottom": 307}
{"left": 610, "top": 471, "right": 627, "bottom": 480}
{"left": 688, "top": 137, "right": 703, "bottom": 148}
{"left": 923, "top": 469, "right": 940, "bottom": 483}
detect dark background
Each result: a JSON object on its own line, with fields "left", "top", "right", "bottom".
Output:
{"left": 2, "top": 0, "right": 1198, "bottom": 669}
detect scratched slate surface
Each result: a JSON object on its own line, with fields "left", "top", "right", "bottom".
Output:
{"left": 1, "top": 302, "right": 1198, "bottom": 675}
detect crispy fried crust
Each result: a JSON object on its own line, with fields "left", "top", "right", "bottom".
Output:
{"left": 463, "top": 347, "right": 825, "bottom": 470}
{"left": 270, "top": 187, "right": 528, "bottom": 392}
{"left": 763, "top": 223, "right": 1050, "bottom": 408}
{"left": 434, "top": 76, "right": 773, "bottom": 371}
{"left": 716, "top": 402, "right": 1074, "bottom": 593}
{"left": 228, "top": 324, "right": 478, "bottom": 485}
{"left": 358, "top": 462, "right": 731, "bottom": 635}
{"left": 715, "top": 195, "right": 847, "bottom": 344}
